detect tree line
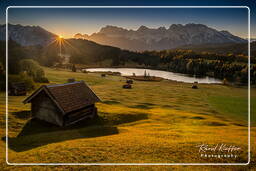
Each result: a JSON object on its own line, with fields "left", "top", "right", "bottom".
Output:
{"left": 0, "top": 40, "right": 49, "bottom": 91}
{"left": 0, "top": 39, "right": 254, "bottom": 91}
{"left": 140, "top": 50, "right": 253, "bottom": 84}
{"left": 63, "top": 40, "right": 253, "bottom": 85}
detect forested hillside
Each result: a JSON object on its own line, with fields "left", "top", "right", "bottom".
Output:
{"left": 0, "top": 38, "right": 254, "bottom": 86}
{"left": 177, "top": 42, "right": 256, "bottom": 57}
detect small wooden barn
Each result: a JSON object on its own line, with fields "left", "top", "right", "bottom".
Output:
{"left": 9, "top": 82, "right": 27, "bottom": 96}
{"left": 67, "top": 78, "right": 76, "bottom": 83}
{"left": 23, "top": 81, "right": 101, "bottom": 126}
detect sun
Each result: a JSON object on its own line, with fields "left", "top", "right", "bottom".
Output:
{"left": 59, "top": 35, "right": 63, "bottom": 39}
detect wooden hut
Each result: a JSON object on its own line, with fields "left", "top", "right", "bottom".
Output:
{"left": 9, "top": 82, "right": 27, "bottom": 96}
{"left": 67, "top": 78, "right": 75, "bottom": 83}
{"left": 123, "top": 84, "right": 132, "bottom": 89}
{"left": 192, "top": 81, "right": 198, "bottom": 89}
{"left": 126, "top": 79, "right": 133, "bottom": 84}
{"left": 23, "top": 81, "right": 101, "bottom": 126}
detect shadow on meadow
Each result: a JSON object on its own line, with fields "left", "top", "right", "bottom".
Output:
{"left": 128, "top": 102, "right": 157, "bottom": 109}
{"left": 102, "top": 100, "right": 121, "bottom": 105}
{"left": 11, "top": 110, "right": 32, "bottom": 119}
{"left": 5, "top": 110, "right": 148, "bottom": 152}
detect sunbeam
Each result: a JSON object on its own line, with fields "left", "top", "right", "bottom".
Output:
{"left": 62, "top": 39, "right": 80, "bottom": 54}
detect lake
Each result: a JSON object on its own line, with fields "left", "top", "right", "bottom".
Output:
{"left": 85, "top": 68, "right": 222, "bottom": 84}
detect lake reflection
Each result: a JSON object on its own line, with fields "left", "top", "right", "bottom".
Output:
{"left": 86, "top": 68, "right": 222, "bottom": 84}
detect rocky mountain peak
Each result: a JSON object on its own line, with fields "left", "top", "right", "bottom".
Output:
{"left": 137, "top": 25, "right": 149, "bottom": 32}
{"left": 82, "top": 24, "right": 246, "bottom": 51}
{"left": 99, "top": 25, "right": 128, "bottom": 34}
{"left": 0, "top": 23, "right": 57, "bottom": 46}
{"left": 0, "top": 23, "right": 246, "bottom": 51}
{"left": 157, "top": 26, "right": 167, "bottom": 31}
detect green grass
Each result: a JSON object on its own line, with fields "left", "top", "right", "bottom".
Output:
{"left": 208, "top": 96, "right": 251, "bottom": 122}
{"left": 1, "top": 67, "right": 256, "bottom": 170}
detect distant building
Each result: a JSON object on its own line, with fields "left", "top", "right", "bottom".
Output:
{"left": 9, "top": 82, "right": 27, "bottom": 96}
{"left": 23, "top": 81, "right": 101, "bottom": 126}
{"left": 58, "top": 53, "right": 70, "bottom": 64}
{"left": 67, "top": 78, "right": 76, "bottom": 83}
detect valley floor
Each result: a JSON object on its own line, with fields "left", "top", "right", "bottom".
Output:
{"left": 0, "top": 67, "right": 255, "bottom": 170}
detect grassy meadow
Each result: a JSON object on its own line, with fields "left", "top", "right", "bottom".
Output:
{"left": 0, "top": 67, "right": 256, "bottom": 170}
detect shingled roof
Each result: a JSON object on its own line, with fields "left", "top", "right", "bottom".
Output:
{"left": 23, "top": 81, "right": 101, "bottom": 115}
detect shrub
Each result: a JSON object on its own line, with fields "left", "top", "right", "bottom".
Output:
{"left": 19, "top": 59, "right": 49, "bottom": 83}
{"left": 0, "top": 73, "right": 5, "bottom": 91}
{"left": 72, "top": 64, "right": 76, "bottom": 72}
{"left": 0, "top": 62, "right": 5, "bottom": 91}
{"left": 8, "top": 74, "right": 35, "bottom": 91}
{"left": 223, "top": 78, "right": 228, "bottom": 85}
{"left": 36, "top": 77, "right": 49, "bottom": 83}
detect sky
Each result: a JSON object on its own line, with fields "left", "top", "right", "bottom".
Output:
{"left": 6, "top": 8, "right": 249, "bottom": 38}
{"left": 0, "top": 0, "right": 255, "bottom": 38}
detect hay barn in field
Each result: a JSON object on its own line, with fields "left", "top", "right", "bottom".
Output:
{"left": 23, "top": 81, "right": 101, "bottom": 126}
{"left": 9, "top": 82, "right": 27, "bottom": 96}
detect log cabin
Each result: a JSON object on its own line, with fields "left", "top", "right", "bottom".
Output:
{"left": 23, "top": 81, "right": 101, "bottom": 126}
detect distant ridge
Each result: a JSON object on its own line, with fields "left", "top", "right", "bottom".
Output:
{"left": 0, "top": 23, "right": 246, "bottom": 52}
{"left": 0, "top": 24, "right": 57, "bottom": 46}
{"left": 74, "top": 24, "right": 246, "bottom": 51}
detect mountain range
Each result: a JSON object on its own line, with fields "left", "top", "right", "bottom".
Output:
{"left": 74, "top": 24, "right": 246, "bottom": 51}
{"left": 0, "top": 24, "right": 57, "bottom": 46}
{"left": 0, "top": 23, "right": 247, "bottom": 51}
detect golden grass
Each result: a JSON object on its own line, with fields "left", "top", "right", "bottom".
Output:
{"left": 0, "top": 67, "right": 255, "bottom": 170}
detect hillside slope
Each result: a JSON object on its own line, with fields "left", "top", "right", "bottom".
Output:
{"left": 177, "top": 42, "right": 255, "bottom": 56}
{"left": 0, "top": 67, "right": 255, "bottom": 169}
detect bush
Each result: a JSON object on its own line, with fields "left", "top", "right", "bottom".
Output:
{"left": 35, "top": 77, "right": 49, "bottom": 83}
{"left": 72, "top": 64, "right": 76, "bottom": 72}
{"left": 8, "top": 74, "right": 35, "bottom": 91}
{"left": 0, "top": 73, "right": 5, "bottom": 91}
{"left": 19, "top": 59, "right": 49, "bottom": 83}
{"left": 0, "top": 62, "right": 5, "bottom": 91}
{"left": 0, "top": 62, "right": 4, "bottom": 75}
{"left": 223, "top": 78, "right": 228, "bottom": 85}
